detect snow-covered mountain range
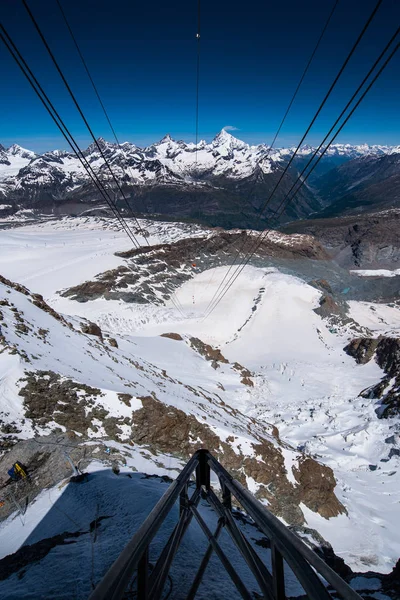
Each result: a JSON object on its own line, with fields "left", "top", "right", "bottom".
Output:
{"left": 1, "top": 131, "right": 399, "bottom": 227}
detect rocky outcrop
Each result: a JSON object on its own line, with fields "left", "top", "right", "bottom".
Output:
{"left": 314, "top": 294, "right": 342, "bottom": 318}
{"left": 18, "top": 371, "right": 130, "bottom": 438}
{"left": 344, "top": 337, "right": 381, "bottom": 365}
{"left": 60, "top": 230, "right": 330, "bottom": 304}
{"left": 0, "top": 433, "right": 125, "bottom": 522}
{"left": 0, "top": 275, "right": 70, "bottom": 328}
{"left": 345, "top": 337, "right": 400, "bottom": 417}
{"left": 160, "top": 332, "right": 183, "bottom": 341}
{"left": 81, "top": 321, "right": 103, "bottom": 340}
{"left": 284, "top": 209, "right": 400, "bottom": 269}
{"left": 131, "top": 395, "right": 345, "bottom": 525}
{"left": 309, "top": 279, "right": 333, "bottom": 295}
{"left": 293, "top": 458, "right": 345, "bottom": 519}
{"left": 189, "top": 337, "right": 229, "bottom": 369}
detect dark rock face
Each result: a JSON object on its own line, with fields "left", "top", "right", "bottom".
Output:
{"left": 131, "top": 395, "right": 345, "bottom": 525}
{"left": 292, "top": 525, "right": 353, "bottom": 580}
{"left": 309, "top": 279, "right": 333, "bottom": 294}
{"left": 293, "top": 458, "right": 345, "bottom": 519}
{"left": 189, "top": 337, "right": 229, "bottom": 369}
{"left": 345, "top": 337, "right": 400, "bottom": 417}
{"left": 160, "top": 332, "right": 183, "bottom": 341}
{"left": 81, "top": 321, "right": 103, "bottom": 340}
{"left": 314, "top": 294, "right": 342, "bottom": 318}
{"left": 383, "top": 558, "right": 400, "bottom": 597}
{"left": 18, "top": 371, "right": 130, "bottom": 437}
{"left": 344, "top": 338, "right": 381, "bottom": 365}
{"left": 284, "top": 209, "right": 400, "bottom": 269}
{"left": 0, "top": 433, "right": 125, "bottom": 522}
{"left": 0, "top": 275, "right": 71, "bottom": 333}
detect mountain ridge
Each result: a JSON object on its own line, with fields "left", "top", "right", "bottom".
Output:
{"left": 0, "top": 130, "right": 399, "bottom": 228}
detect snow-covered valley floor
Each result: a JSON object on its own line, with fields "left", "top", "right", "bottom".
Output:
{"left": 0, "top": 218, "right": 399, "bottom": 580}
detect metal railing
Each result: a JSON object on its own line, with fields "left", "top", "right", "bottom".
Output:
{"left": 89, "top": 449, "right": 362, "bottom": 600}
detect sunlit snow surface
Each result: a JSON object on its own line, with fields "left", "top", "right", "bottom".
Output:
{"left": 0, "top": 218, "right": 400, "bottom": 573}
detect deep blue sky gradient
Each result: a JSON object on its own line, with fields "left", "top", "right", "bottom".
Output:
{"left": 1, "top": 0, "right": 399, "bottom": 152}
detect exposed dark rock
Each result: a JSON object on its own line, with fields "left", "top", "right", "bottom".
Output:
{"left": 383, "top": 558, "right": 400, "bottom": 597}
{"left": 30, "top": 294, "right": 70, "bottom": 327}
{"left": 130, "top": 395, "right": 344, "bottom": 525}
{"left": 81, "top": 321, "right": 103, "bottom": 340}
{"left": 293, "top": 458, "right": 346, "bottom": 519}
{"left": 189, "top": 337, "right": 229, "bottom": 369}
{"left": 232, "top": 362, "right": 254, "bottom": 386}
{"left": 284, "top": 209, "right": 400, "bottom": 270}
{"left": 0, "top": 433, "right": 126, "bottom": 521}
{"left": 17, "top": 371, "right": 129, "bottom": 438}
{"left": 344, "top": 338, "right": 381, "bottom": 364}
{"left": 117, "top": 393, "right": 132, "bottom": 406}
{"left": 291, "top": 525, "right": 353, "bottom": 580}
{"left": 314, "top": 294, "right": 342, "bottom": 318}
{"left": 0, "top": 275, "right": 30, "bottom": 297}
{"left": 345, "top": 337, "right": 400, "bottom": 417}
{"left": 160, "top": 332, "right": 183, "bottom": 341}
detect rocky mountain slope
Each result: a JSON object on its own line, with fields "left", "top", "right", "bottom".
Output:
{"left": 1, "top": 131, "right": 398, "bottom": 228}
{"left": 345, "top": 336, "right": 400, "bottom": 418}
{"left": 59, "top": 228, "right": 329, "bottom": 305}
{"left": 0, "top": 272, "right": 346, "bottom": 528}
{"left": 283, "top": 208, "right": 400, "bottom": 269}
{"left": 313, "top": 152, "right": 400, "bottom": 218}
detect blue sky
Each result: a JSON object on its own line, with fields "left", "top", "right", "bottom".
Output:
{"left": 0, "top": 0, "right": 399, "bottom": 152}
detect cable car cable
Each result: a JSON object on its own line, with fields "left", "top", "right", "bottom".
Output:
{"left": 204, "top": 39, "right": 399, "bottom": 321}
{"left": 55, "top": 0, "right": 152, "bottom": 222}
{"left": 0, "top": 23, "right": 140, "bottom": 249}
{"left": 204, "top": 0, "right": 384, "bottom": 317}
{"left": 203, "top": 0, "right": 341, "bottom": 315}
{"left": 22, "top": 0, "right": 149, "bottom": 245}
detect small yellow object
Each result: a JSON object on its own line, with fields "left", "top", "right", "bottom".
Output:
{"left": 14, "top": 463, "right": 27, "bottom": 478}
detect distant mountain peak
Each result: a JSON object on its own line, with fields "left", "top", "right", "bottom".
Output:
{"left": 159, "top": 134, "right": 174, "bottom": 144}
{"left": 7, "top": 144, "right": 36, "bottom": 159}
{"left": 212, "top": 128, "right": 247, "bottom": 151}
{"left": 214, "top": 128, "right": 238, "bottom": 142}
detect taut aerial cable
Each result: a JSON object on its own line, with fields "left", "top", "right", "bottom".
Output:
{"left": 22, "top": 0, "right": 150, "bottom": 245}
{"left": 205, "top": 34, "right": 399, "bottom": 320}
{"left": 204, "top": 0, "right": 384, "bottom": 319}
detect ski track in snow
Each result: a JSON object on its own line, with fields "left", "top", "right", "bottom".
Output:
{"left": 0, "top": 218, "right": 399, "bottom": 574}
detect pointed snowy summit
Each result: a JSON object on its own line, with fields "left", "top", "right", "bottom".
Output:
{"left": 7, "top": 144, "right": 36, "bottom": 159}
{"left": 158, "top": 134, "right": 174, "bottom": 144}
{"left": 212, "top": 128, "right": 247, "bottom": 150}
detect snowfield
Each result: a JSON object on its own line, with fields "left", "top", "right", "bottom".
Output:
{"left": 0, "top": 217, "right": 399, "bottom": 579}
